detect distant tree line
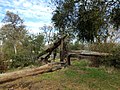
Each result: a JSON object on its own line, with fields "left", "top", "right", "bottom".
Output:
{"left": 0, "top": 11, "right": 45, "bottom": 71}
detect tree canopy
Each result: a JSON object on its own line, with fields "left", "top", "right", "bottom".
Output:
{"left": 0, "top": 11, "right": 45, "bottom": 68}
{"left": 52, "top": 0, "right": 120, "bottom": 43}
{"left": 0, "top": 11, "right": 27, "bottom": 55}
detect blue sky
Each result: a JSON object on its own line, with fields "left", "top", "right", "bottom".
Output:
{"left": 0, "top": 0, "right": 53, "bottom": 34}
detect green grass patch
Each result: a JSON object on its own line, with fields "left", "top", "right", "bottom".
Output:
{"left": 36, "top": 59, "right": 120, "bottom": 90}
{"left": 26, "top": 60, "right": 120, "bottom": 90}
{"left": 1, "top": 59, "right": 120, "bottom": 90}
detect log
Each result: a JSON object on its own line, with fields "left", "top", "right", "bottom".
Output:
{"left": 37, "top": 35, "right": 67, "bottom": 59}
{"left": 67, "top": 50, "right": 111, "bottom": 66}
{"left": 0, "top": 62, "right": 66, "bottom": 84}
{"left": 69, "top": 50, "right": 111, "bottom": 56}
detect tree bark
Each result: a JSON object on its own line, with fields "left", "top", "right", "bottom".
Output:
{"left": 67, "top": 55, "right": 71, "bottom": 65}
{"left": 13, "top": 43, "right": 17, "bottom": 54}
{"left": 60, "top": 39, "right": 64, "bottom": 62}
{"left": 0, "top": 62, "right": 66, "bottom": 84}
{"left": 37, "top": 35, "right": 67, "bottom": 59}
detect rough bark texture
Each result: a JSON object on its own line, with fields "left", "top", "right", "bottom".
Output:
{"left": 68, "top": 50, "right": 111, "bottom": 56}
{"left": 37, "top": 35, "right": 67, "bottom": 59}
{"left": 0, "top": 62, "right": 66, "bottom": 84}
{"left": 67, "top": 50, "right": 111, "bottom": 66}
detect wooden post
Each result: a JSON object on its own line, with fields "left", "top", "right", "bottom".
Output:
{"left": 67, "top": 55, "right": 71, "bottom": 65}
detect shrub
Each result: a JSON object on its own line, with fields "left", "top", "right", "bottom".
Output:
{"left": 10, "top": 54, "right": 35, "bottom": 68}
{"left": 0, "top": 53, "right": 8, "bottom": 73}
{"left": 89, "top": 43, "right": 115, "bottom": 53}
{"left": 69, "top": 42, "right": 85, "bottom": 50}
{"left": 88, "top": 43, "right": 120, "bottom": 68}
{"left": 102, "top": 44, "right": 120, "bottom": 68}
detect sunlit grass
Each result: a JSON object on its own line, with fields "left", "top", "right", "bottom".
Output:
{"left": 32, "top": 59, "right": 120, "bottom": 90}
{"left": 0, "top": 59, "right": 120, "bottom": 90}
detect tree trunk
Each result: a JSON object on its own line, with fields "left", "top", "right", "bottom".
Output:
{"left": 37, "top": 35, "right": 67, "bottom": 59}
{"left": 0, "top": 62, "right": 66, "bottom": 84}
{"left": 60, "top": 39, "right": 64, "bottom": 62}
{"left": 13, "top": 44, "right": 17, "bottom": 54}
{"left": 67, "top": 55, "right": 71, "bottom": 65}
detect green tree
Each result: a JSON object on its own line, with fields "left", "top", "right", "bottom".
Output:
{"left": 0, "top": 11, "right": 27, "bottom": 55}
{"left": 110, "top": 7, "right": 120, "bottom": 30}
{"left": 20, "top": 33, "right": 45, "bottom": 60}
{"left": 52, "top": 0, "right": 120, "bottom": 43}
{"left": 10, "top": 33, "right": 45, "bottom": 68}
{"left": 69, "top": 41, "right": 84, "bottom": 50}
{"left": 0, "top": 11, "right": 30, "bottom": 68}
{"left": 40, "top": 25, "right": 57, "bottom": 45}
{"left": 31, "top": 33, "right": 44, "bottom": 55}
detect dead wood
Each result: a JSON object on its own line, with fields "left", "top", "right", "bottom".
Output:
{"left": 37, "top": 35, "right": 67, "bottom": 59}
{"left": 69, "top": 50, "right": 111, "bottom": 56}
{"left": 0, "top": 62, "right": 66, "bottom": 84}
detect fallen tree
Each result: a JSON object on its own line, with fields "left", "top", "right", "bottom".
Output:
{"left": 0, "top": 62, "right": 66, "bottom": 84}
{"left": 68, "top": 50, "right": 111, "bottom": 56}
{"left": 67, "top": 50, "right": 111, "bottom": 65}
{"left": 37, "top": 35, "right": 67, "bottom": 59}
{"left": 0, "top": 35, "right": 68, "bottom": 84}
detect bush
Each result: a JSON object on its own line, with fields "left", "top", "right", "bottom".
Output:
{"left": 88, "top": 43, "right": 120, "bottom": 68}
{"left": 69, "top": 42, "right": 85, "bottom": 50}
{"left": 0, "top": 53, "right": 8, "bottom": 73}
{"left": 10, "top": 54, "right": 35, "bottom": 68}
{"left": 89, "top": 43, "right": 115, "bottom": 53}
{"left": 102, "top": 44, "right": 120, "bottom": 68}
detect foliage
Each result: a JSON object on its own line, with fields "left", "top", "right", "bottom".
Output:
{"left": 1, "top": 60, "right": 120, "bottom": 89}
{"left": 0, "top": 53, "right": 8, "bottom": 73}
{"left": 9, "top": 33, "right": 44, "bottom": 68}
{"left": 40, "top": 25, "right": 58, "bottom": 45}
{"left": 10, "top": 54, "right": 33, "bottom": 68}
{"left": 110, "top": 4, "right": 120, "bottom": 30}
{"left": 0, "top": 11, "right": 45, "bottom": 70}
{"left": 0, "top": 11, "right": 27, "bottom": 55}
{"left": 103, "top": 45, "right": 120, "bottom": 68}
{"left": 52, "top": 0, "right": 76, "bottom": 38}
{"left": 88, "top": 43, "right": 116, "bottom": 53}
{"left": 88, "top": 43, "right": 120, "bottom": 68}
{"left": 30, "top": 33, "right": 45, "bottom": 55}
{"left": 68, "top": 41, "right": 84, "bottom": 50}
{"left": 52, "top": 0, "right": 120, "bottom": 43}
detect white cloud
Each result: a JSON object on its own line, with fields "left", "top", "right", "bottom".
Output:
{"left": 13, "top": 0, "right": 26, "bottom": 6}
{"left": 25, "top": 21, "right": 52, "bottom": 34}
{"left": 0, "top": 0, "right": 12, "bottom": 7}
{"left": 0, "top": 0, "right": 53, "bottom": 34}
{"left": 25, "top": 22, "right": 44, "bottom": 27}
{"left": 23, "top": 2, "right": 32, "bottom": 7}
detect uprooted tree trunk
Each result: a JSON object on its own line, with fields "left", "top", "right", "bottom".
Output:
{"left": 0, "top": 62, "right": 67, "bottom": 84}
{"left": 67, "top": 50, "right": 111, "bottom": 66}
{"left": 37, "top": 35, "right": 67, "bottom": 61}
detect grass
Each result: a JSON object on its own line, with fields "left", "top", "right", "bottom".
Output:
{"left": 0, "top": 59, "right": 120, "bottom": 90}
